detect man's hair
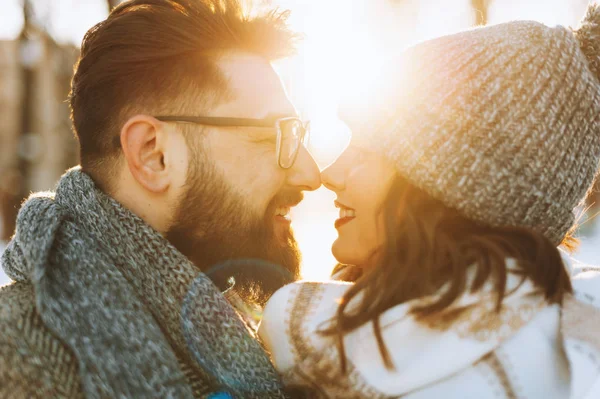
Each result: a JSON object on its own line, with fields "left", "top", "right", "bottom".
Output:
{"left": 69, "top": 0, "right": 296, "bottom": 189}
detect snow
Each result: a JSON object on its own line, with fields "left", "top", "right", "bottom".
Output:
{"left": 572, "top": 221, "right": 600, "bottom": 267}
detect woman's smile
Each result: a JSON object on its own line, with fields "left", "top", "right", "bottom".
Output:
{"left": 334, "top": 200, "right": 356, "bottom": 229}
{"left": 321, "top": 145, "right": 397, "bottom": 266}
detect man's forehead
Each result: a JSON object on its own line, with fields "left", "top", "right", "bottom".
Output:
{"left": 213, "top": 52, "right": 296, "bottom": 119}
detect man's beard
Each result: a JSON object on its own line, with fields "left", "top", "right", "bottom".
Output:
{"left": 166, "top": 155, "right": 302, "bottom": 303}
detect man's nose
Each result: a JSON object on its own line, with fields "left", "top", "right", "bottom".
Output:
{"left": 286, "top": 146, "right": 321, "bottom": 191}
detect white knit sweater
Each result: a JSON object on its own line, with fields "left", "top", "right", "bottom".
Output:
{"left": 259, "top": 258, "right": 600, "bottom": 398}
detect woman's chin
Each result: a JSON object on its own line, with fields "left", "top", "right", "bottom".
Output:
{"left": 331, "top": 237, "right": 365, "bottom": 267}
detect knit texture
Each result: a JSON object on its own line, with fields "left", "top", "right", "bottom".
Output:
{"left": 344, "top": 6, "right": 600, "bottom": 245}
{"left": 0, "top": 282, "right": 84, "bottom": 398}
{"left": 0, "top": 167, "right": 286, "bottom": 398}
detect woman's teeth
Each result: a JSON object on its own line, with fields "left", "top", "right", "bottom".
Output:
{"left": 276, "top": 207, "right": 291, "bottom": 220}
{"left": 339, "top": 208, "right": 356, "bottom": 219}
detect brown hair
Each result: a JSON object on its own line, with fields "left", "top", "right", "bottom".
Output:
{"left": 322, "top": 174, "right": 573, "bottom": 372}
{"left": 69, "top": 0, "right": 296, "bottom": 189}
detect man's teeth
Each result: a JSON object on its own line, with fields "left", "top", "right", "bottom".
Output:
{"left": 339, "top": 208, "right": 356, "bottom": 219}
{"left": 275, "top": 207, "right": 291, "bottom": 219}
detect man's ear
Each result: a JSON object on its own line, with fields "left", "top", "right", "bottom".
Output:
{"left": 120, "top": 115, "right": 170, "bottom": 193}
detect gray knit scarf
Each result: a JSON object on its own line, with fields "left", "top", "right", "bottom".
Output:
{"left": 1, "top": 167, "right": 286, "bottom": 398}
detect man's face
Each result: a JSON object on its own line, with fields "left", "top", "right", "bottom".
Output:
{"left": 166, "top": 53, "right": 321, "bottom": 291}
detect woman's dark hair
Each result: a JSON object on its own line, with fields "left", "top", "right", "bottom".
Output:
{"left": 321, "top": 174, "right": 573, "bottom": 372}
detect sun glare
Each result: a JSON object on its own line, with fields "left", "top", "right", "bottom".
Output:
{"left": 280, "top": 0, "right": 422, "bottom": 280}
{"left": 1, "top": 0, "right": 589, "bottom": 282}
{"left": 278, "top": 0, "right": 394, "bottom": 280}
{"left": 278, "top": 0, "right": 587, "bottom": 281}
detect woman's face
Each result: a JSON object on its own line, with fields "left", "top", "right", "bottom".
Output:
{"left": 321, "top": 144, "right": 397, "bottom": 267}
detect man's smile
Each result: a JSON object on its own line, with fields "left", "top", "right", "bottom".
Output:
{"left": 274, "top": 206, "right": 292, "bottom": 222}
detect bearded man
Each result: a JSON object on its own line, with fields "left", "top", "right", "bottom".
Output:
{"left": 0, "top": 0, "right": 320, "bottom": 397}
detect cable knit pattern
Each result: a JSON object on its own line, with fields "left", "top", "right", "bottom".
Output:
{"left": 0, "top": 167, "right": 286, "bottom": 398}
{"left": 346, "top": 13, "right": 600, "bottom": 245}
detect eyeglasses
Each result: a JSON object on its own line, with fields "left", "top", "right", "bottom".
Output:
{"left": 155, "top": 115, "right": 311, "bottom": 169}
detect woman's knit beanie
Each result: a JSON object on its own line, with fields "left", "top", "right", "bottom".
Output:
{"left": 344, "top": 4, "right": 600, "bottom": 245}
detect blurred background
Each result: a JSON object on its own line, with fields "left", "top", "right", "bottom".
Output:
{"left": 0, "top": 0, "right": 598, "bottom": 286}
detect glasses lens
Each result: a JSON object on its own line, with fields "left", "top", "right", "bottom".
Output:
{"left": 278, "top": 119, "right": 303, "bottom": 168}
{"left": 302, "top": 121, "right": 311, "bottom": 147}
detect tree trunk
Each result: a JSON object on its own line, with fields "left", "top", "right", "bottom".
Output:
{"left": 471, "top": 0, "right": 489, "bottom": 26}
{"left": 0, "top": 1, "right": 32, "bottom": 241}
{"left": 0, "top": 41, "right": 24, "bottom": 241}
{"left": 0, "top": 0, "right": 78, "bottom": 241}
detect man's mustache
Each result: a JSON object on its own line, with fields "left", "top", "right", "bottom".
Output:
{"left": 270, "top": 189, "right": 304, "bottom": 209}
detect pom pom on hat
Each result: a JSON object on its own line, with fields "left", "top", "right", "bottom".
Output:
{"left": 574, "top": 2, "right": 600, "bottom": 82}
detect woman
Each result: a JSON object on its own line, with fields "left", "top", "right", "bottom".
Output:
{"left": 259, "top": 5, "right": 600, "bottom": 399}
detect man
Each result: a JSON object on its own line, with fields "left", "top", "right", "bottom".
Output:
{"left": 0, "top": 0, "right": 320, "bottom": 397}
